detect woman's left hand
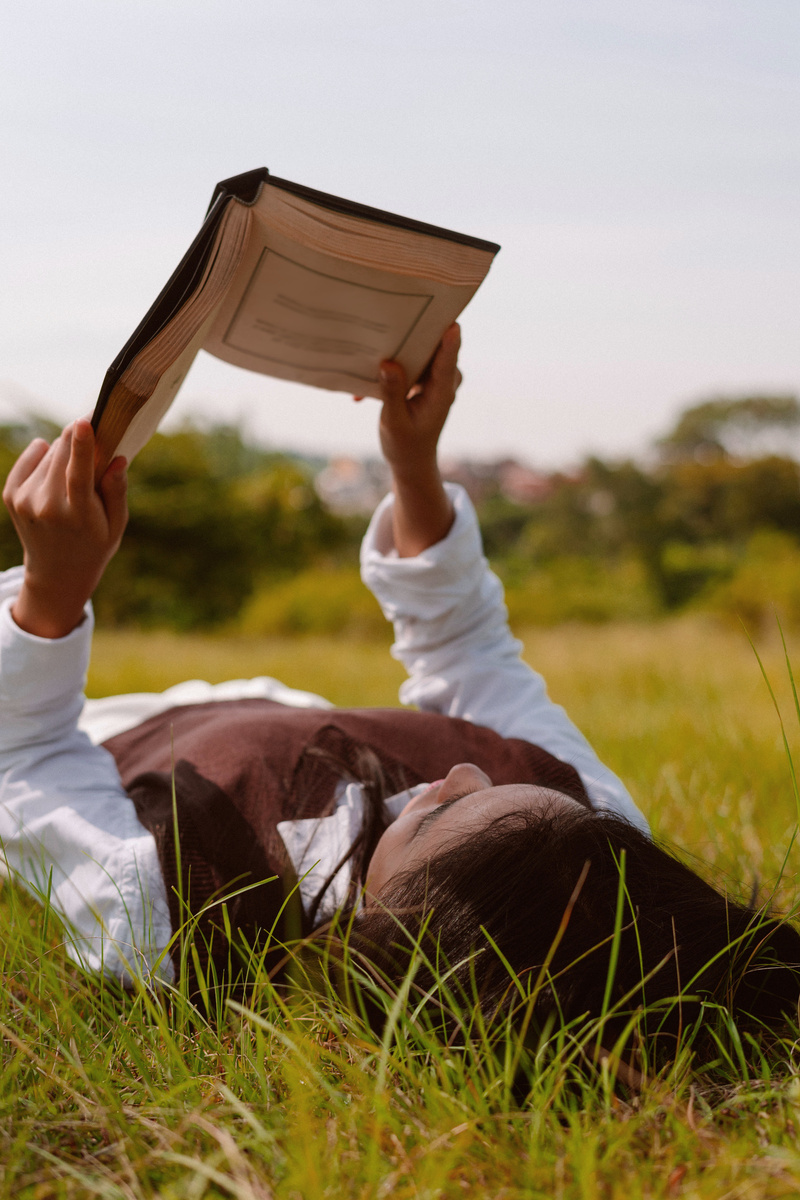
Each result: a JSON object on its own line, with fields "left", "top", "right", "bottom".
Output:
{"left": 358, "top": 325, "right": 461, "bottom": 557}
{"left": 375, "top": 323, "right": 462, "bottom": 481}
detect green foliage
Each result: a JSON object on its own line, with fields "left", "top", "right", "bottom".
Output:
{"left": 479, "top": 451, "right": 800, "bottom": 616}
{"left": 239, "top": 565, "right": 389, "bottom": 639}
{"left": 92, "top": 427, "right": 350, "bottom": 629}
{"left": 0, "top": 421, "right": 353, "bottom": 629}
{"left": 516, "top": 459, "right": 664, "bottom": 565}
{"left": 657, "top": 541, "right": 738, "bottom": 609}
{"left": 700, "top": 531, "right": 800, "bottom": 632}
{"left": 2, "top": 401, "right": 800, "bottom": 632}
{"left": 658, "top": 456, "right": 800, "bottom": 543}
{"left": 503, "top": 557, "right": 658, "bottom": 626}
{"left": 658, "top": 394, "right": 800, "bottom": 461}
{"left": 0, "top": 418, "right": 62, "bottom": 570}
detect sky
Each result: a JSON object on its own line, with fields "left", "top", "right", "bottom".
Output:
{"left": 2, "top": 0, "right": 799, "bottom": 468}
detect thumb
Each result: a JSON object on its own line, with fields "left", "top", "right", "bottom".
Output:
{"left": 99, "top": 457, "right": 129, "bottom": 543}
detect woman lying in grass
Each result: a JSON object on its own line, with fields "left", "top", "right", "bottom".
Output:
{"left": 1, "top": 324, "right": 798, "bottom": 1067}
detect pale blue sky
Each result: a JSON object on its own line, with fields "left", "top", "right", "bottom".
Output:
{"left": 2, "top": 1, "right": 798, "bottom": 465}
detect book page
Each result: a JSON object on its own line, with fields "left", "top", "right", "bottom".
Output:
{"left": 221, "top": 249, "right": 433, "bottom": 385}
{"left": 204, "top": 215, "right": 480, "bottom": 397}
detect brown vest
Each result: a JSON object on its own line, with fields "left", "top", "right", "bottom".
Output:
{"left": 104, "top": 700, "right": 590, "bottom": 987}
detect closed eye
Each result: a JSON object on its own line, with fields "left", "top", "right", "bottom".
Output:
{"left": 412, "top": 790, "right": 475, "bottom": 840}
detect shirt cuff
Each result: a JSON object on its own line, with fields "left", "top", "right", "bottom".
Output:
{"left": 360, "top": 483, "right": 487, "bottom": 622}
{"left": 0, "top": 567, "right": 93, "bottom": 710}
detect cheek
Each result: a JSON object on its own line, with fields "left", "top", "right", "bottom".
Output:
{"left": 367, "top": 824, "right": 406, "bottom": 888}
{"left": 366, "top": 809, "right": 429, "bottom": 896}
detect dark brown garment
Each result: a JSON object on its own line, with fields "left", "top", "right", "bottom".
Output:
{"left": 104, "top": 700, "right": 590, "bottom": 989}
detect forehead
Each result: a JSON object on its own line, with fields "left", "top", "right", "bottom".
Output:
{"left": 422, "top": 784, "right": 579, "bottom": 843}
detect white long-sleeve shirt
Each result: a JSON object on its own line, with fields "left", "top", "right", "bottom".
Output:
{"left": 0, "top": 484, "right": 646, "bottom": 985}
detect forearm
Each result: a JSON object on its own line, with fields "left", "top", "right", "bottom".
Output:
{"left": 0, "top": 567, "right": 171, "bottom": 982}
{"left": 376, "top": 323, "right": 461, "bottom": 556}
{"left": 390, "top": 460, "right": 454, "bottom": 558}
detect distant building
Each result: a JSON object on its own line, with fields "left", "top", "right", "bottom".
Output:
{"left": 439, "top": 459, "right": 501, "bottom": 505}
{"left": 495, "top": 459, "right": 554, "bottom": 505}
{"left": 314, "top": 456, "right": 391, "bottom": 515}
{"left": 315, "top": 454, "right": 554, "bottom": 514}
{"left": 440, "top": 457, "right": 553, "bottom": 506}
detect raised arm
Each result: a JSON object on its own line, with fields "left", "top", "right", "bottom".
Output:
{"left": 360, "top": 332, "right": 648, "bottom": 833}
{"left": 0, "top": 424, "right": 173, "bottom": 981}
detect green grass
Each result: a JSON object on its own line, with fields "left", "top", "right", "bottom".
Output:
{"left": 3, "top": 615, "right": 800, "bottom": 1197}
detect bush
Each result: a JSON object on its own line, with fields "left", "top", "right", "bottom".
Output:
{"left": 656, "top": 540, "right": 738, "bottom": 609}
{"left": 238, "top": 566, "right": 390, "bottom": 639}
{"left": 700, "top": 531, "right": 800, "bottom": 632}
{"left": 91, "top": 428, "right": 352, "bottom": 629}
{"left": 503, "top": 557, "right": 659, "bottom": 627}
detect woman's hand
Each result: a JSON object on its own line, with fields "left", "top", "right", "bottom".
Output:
{"left": 377, "top": 323, "right": 462, "bottom": 477}
{"left": 2, "top": 419, "right": 128, "bottom": 638}
{"left": 367, "top": 323, "right": 462, "bottom": 557}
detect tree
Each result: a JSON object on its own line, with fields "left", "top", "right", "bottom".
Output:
{"left": 0, "top": 420, "right": 62, "bottom": 570}
{"left": 92, "top": 427, "right": 350, "bottom": 628}
{"left": 658, "top": 396, "right": 800, "bottom": 462}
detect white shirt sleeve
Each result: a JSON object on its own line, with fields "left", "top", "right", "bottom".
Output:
{"left": 0, "top": 568, "right": 173, "bottom": 983}
{"left": 360, "top": 484, "right": 649, "bottom": 834}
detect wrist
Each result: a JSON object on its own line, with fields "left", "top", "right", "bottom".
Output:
{"left": 389, "top": 470, "right": 454, "bottom": 558}
{"left": 389, "top": 455, "right": 441, "bottom": 491}
{"left": 12, "top": 577, "right": 89, "bottom": 639}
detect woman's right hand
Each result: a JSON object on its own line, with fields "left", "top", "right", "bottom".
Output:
{"left": 2, "top": 419, "right": 128, "bottom": 638}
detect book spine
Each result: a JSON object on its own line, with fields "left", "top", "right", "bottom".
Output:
{"left": 92, "top": 192, "right": 233, "bottom": 431}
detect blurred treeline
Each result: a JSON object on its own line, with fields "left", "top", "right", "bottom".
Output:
{"left": 0, "top": 423, "right": 367, "bottom": 632}
{"left": 1, "top": 394, "right": 799, "bottom": 634}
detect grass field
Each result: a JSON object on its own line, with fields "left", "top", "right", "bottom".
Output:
{"left": 3, "top": 616, "right": 800, "bottom": 1197}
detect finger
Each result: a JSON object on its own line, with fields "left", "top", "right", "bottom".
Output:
{"left": 44, "top": 423, "right": 74, "bottom": 495}
{"left": 99, "top": 456, "right": 129, "bottom": 543}
{"left": 66, "top": 419, "right": 96, "bottom": 509}
{"left": 2, "top": 438, "right": 51, "bottom": 500}
{"left": 429, "top": 324, "right": 461, "bottom": 383}
{"left": 379, "top": 361, "right": 409, "bottom": 407}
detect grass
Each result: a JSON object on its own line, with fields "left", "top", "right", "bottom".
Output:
{"left": 88, "top": 626, "right": 402, "bottom": 711}
{"left": 3, "top": 614, "right": 800, "bottom": 1197}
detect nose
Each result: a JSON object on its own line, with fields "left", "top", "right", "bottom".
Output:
{"left": 439, "top": 762, "right": 493, "bottom": 798}
{"left": 399, "top": 763, "right": 495, "bottom": 820}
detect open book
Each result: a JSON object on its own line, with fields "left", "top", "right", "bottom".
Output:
{"left": 90, "top": 167, "right": 500, "bottom": 478}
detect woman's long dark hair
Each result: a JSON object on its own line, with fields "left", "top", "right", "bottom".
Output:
{"left": 296, "top": 734, "right": 397, "bottom": 927}
{"left": 342, "top": 804, "right": 800, "bottom": 1065}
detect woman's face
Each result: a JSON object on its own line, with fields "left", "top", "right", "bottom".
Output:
{"left": 365, "top": 762, "right": 584, "bottom": 902}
